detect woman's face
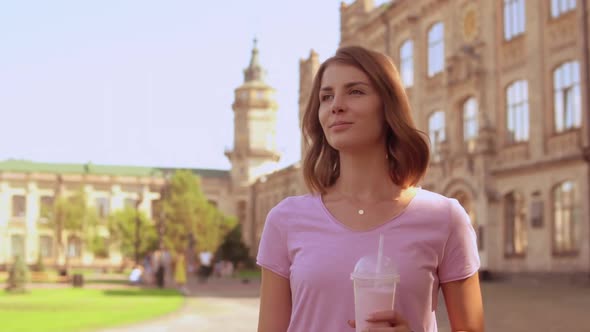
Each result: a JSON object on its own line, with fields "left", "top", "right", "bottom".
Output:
{"left": 318, "top": 63, "right": 385, "bottom": 152}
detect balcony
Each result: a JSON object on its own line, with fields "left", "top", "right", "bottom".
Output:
{"left": 547, "top": 130, "right": 581, "bottom": 157}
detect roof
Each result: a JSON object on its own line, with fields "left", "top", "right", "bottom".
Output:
{"left": 0, "top": 159, "right": 229, "bottom": 179}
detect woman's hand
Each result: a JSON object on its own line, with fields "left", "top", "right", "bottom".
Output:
{"left": 347, "top": 310, "right": 412, "bottom": 332}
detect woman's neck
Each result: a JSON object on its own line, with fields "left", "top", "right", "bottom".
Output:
{"left": 331, "top": 146, "right": 401, "bottom": 202}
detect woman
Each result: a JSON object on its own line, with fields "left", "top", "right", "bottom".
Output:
{"left": 257, "top": 46, "right": 484, "bottom": 332}
{"left": 173, "top": 250, "right": 187, "bottom": 293}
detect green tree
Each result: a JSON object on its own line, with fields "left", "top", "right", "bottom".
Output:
{"left": 108, "top": 207, "right": 158, "bottom": 261}
{"left": 216, "top": 224, "right": 253, "bottom": 268}
{"left": 45, "top": 188, "right": 99, "bottom": 269}
{"left": 163, "top": 170, "right": 236, "bottom": 254}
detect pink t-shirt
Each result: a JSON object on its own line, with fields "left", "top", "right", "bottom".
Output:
{"left": 257, "top": 188, "right": 480, "bottom": 332}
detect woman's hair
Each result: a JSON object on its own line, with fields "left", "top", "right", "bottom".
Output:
{"left": 302, "top": 46, "right": 430, "bottom": 194}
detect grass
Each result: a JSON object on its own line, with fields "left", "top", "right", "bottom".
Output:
{"left": 0, "top": 287, "right": 184, "bottom": 332}
{"left": 236, "top": 268, "right": 261, "bottom": 280}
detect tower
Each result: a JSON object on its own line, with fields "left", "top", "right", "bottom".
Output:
{"left": 225, "top": 39, "right": 280, "bottom": 224}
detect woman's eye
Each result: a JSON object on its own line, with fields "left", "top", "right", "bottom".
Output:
{"left": 321, "top": 95, "right": 333, "bottom": 101}
{"left": 350, "top": 89, "right": 363, "bottom": 95}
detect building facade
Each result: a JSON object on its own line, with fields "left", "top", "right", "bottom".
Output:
{"left": 0, "top": 161, "right": 231, "bottom": 269}
{"left": 244, "top": 0, "right": 590, "bottom": 274}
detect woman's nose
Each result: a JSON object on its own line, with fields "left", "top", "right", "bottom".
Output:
{"left": 331, "top": 105, "right": 343, "bottom": 114}
{"left": 331, "top": 97, "right": 345, "bottom": 114}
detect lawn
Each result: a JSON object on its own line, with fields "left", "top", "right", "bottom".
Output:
{"left": 0, "top": 287, "right": 184, "bottom": 332}
{"left": 236, "top": 268, "right": 261, "bottom": 280}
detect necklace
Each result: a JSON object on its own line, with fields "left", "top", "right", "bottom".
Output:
{"left": 341, "top": 189, "right": 406, "bottom": 217}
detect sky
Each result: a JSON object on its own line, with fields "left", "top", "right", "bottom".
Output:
{"left": 0, "top": 0, "right": 387, "bottom": 171}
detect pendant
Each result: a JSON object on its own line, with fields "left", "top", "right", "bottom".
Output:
{"left": 358, "top": 209, "right": 365, "bottom": 215}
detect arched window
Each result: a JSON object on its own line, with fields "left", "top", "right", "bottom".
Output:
{"left": 463, "top": 97, "right": 478, "bottom": 151}
{"left": 551, "top": 0, "right": 576, "bottom": 18}
{"left": 506, "top": 80, "right": 529, "bottom": 143}
{"left": 428, "top": 22, "right": 444, "bottom": 77}
{"left": 67, "top": 236, "right": 82, "bottom": 258}
{"left": 428, "top": 111, "right": 445, "bottom": 162}
{"left": 503, "top": 0, "right": 525, "bottom": 40}
{"left": 39, "top": 235, "right": 53, "bottom": 258}
{"left": 400, "top": 40, "right": 414, "bottom": 87}
{"left": 11, "top": 234, "right": 26, "bottom": 260}
{"left": 553, "top": 61, "right": 581, "bottom": 132}
{"left": 553, "top": 181, "right": 579, "bottom": 254}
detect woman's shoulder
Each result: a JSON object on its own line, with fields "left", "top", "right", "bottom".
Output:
{"left": 415, "top": 187, "right": 454, "bottom": 204}
{"left": 271, "top": 193, "right": 317, "bottom": 214}
{"left": 263, "top": 193, "right": 318, "bottom": 229}
{"left": 413, "top": 188, "right": 463, "bottom": 218}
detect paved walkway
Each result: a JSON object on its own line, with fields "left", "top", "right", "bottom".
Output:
{"left": 96, "top": 277, "right": 261, "bottom": 332}
{"left": 96, "top": 275, "right": 590, "bottom": 332}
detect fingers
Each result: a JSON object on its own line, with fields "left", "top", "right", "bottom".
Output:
{"left": 348, "top": 319, "right": 356, "bottom": 328}
{"left": 366, "top": 310, "right": 408, "bottom": 326}
{"left": 361, "top": 327, "right": 410, "bottom": 332}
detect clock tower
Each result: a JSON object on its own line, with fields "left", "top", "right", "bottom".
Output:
{"left": 225, "top": 39, "right": 280, "bottom": 223}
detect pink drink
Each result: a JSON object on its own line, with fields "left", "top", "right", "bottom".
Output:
{"left": 353, "top": 285, "right": 396, "bottom": 332}
{"left": 351, "top": 237, "right": 399, "bottom": 332}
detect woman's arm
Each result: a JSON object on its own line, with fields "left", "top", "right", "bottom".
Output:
{"left": 441, "top": 273, "right": 484, "bottom": 332}
{"left": 258, "top": 267, "right": 292, "bottom": 332}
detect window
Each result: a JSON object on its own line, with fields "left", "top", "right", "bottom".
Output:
{"left": 67, "top": 236, "right": 82, "bottom": 258}
{"left": 506, "top": 80, "right": 529, "bottom": 143}
{"left": 463, "top": 98, "right": 478, "bottom": 151}
{"left": 12, "top": 195, "right": 26, "bottom": 218}
{"left": 40, "top": 196, "right": 54, "bottom": 219}
{"left": 11, "top": 235, "right": 25, "bottom": 259}
{"left": 428, "top": 23, "right": 444, "bottom": 77}
{"left": 551, "top": 0, "right": 576, "bottom": 18}
{"left": 428, "top": 111, "right": 445, "bottom": 161}
{"left": 125, "top": 198, "right": 138, "bottom": 209}
{"left": 400, "top": 40, "right": 414, "bottom": 87}
{"left": 553, "top": 181, "right": 579, "bottom": 254}
{"left": 96, "top": 197, "right": 110, "bottom": 218}
{"left": 40, "top": 235, "right": 53, "bottom": 258}
{"left": 504, "top": 192, "right": 527, "bottom": 256}
{"left": 554, "top": 61, "right": 581, "bottom": 132}
{"left": 504, "top": 0, "right": 525, "bottom": 40}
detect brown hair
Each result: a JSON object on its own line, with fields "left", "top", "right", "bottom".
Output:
{"left": 302, "top": 46, "right": 430, "bottom": 194}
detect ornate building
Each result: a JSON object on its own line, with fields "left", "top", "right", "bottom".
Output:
{"left": 0, "top": 160, "right": 231, "bottom": 268}
{"left": 244, "top": 0, "right": 590, "bottom": 275}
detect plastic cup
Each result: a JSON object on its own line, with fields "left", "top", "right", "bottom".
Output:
{"left": 350, "top": 254, "right": 399, "bottom": 332}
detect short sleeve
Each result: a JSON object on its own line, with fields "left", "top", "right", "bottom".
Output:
{"left": 438, "top": 198, "right": 480, "bottom": 283}
{"left": 256, "top": 205, "right": 291, "bottom": 279}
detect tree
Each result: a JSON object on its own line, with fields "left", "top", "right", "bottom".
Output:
{"left": 5, "top": 255, "right": 29, "bottom": 293}
{"left": 216, "top": 224, "right": 253, "bottom": 268}
{"left": 163, "top": 170, "right": 236, "bottom": 255}
{"left": 44, "top": 188, "right": 99, "bottom": 270}
{"left": 108, "top": 207, "right": 158, "bottom": 261}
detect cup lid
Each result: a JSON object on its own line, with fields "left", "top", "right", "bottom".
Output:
{"left": 350, "top": 254, "right": 399, "bottom": 280}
